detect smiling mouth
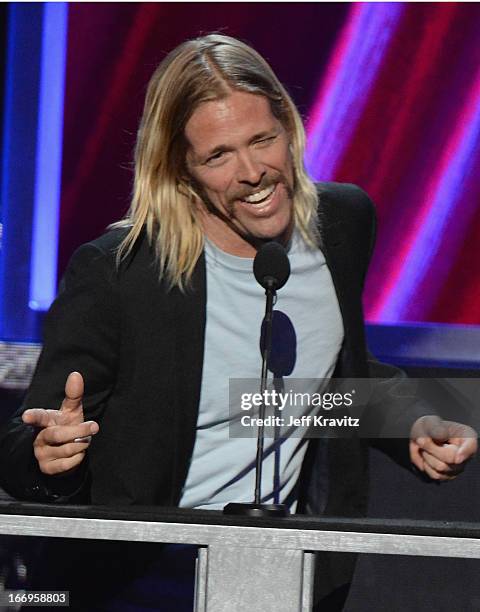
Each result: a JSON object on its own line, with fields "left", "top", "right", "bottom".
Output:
{"left": 239, "top": 184, "right": 276, "bottom": 208}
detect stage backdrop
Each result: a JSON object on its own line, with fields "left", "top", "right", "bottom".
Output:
{"left": 58, "top": 3, "right": 480, "bottom": 326}
{"left": 1, "top": 3, "right": 478, "bottom": 339}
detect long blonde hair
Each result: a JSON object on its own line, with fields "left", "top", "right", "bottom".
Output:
{"left": 112, "top": 34, "right": 319, "bottom": 289}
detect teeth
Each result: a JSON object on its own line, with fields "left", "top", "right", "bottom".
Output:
{"left": 243, "top": 184, "right": 275, "bottom": 204}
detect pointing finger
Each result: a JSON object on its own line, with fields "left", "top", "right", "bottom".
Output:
{"left": 22, "top": 409, "right": 55, "bottom": 429}
{"left": 454, "top": 437, "right": 478, "bottom": 464}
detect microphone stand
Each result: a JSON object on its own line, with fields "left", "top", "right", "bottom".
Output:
{"left": 224, "top": 278, "right": 289, "bottom": 517}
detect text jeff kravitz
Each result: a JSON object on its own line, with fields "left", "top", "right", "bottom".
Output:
{"left": 240, "top": 414, "right": 360, "bottom": 428}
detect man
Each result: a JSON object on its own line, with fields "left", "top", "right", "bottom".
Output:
{"left": 0, "top": 34, "right": 476, "bottom": 610}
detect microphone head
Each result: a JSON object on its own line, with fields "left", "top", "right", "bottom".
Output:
{"left": 253, "top": 241, "right": 290, "bottom": 291}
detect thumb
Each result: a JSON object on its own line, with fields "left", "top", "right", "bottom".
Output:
{"left": 60, "top": 372, "right": 84, "bottom": 417}
{"left": 414, "top": 415, "right": 448, "bottom": 447}
{"left": 427, "top": 419, "right": 450, "bottom": 444}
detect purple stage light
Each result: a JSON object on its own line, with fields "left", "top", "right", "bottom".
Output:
{"left": 375, "top": 67, "right": 480, "bottom": 322}
{"left": 305, "top": 3, "right": 404, "bottom": 180}
{"left": 29, "top": 3, "right": 68, "bottom": 311}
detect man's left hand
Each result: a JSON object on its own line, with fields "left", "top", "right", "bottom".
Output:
{"left": 410, "top": 415, "right": 477, "bottom": 481}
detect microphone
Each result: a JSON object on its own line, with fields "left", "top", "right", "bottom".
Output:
{"left": 253, "top": 241, "right": 290, "bottom": 291}
{"left": 224, "top": 241, "right": 291, "bottom": 518}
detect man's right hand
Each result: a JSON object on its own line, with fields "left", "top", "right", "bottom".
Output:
{"left": 22, "top": 372, "right": 99, "bottom": 476}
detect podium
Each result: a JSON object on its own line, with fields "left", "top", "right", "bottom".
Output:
{"left": 1, "top": 503, "right": 480, "bottom": 611}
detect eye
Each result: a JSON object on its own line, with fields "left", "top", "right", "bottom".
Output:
{"left": 206, "top": 151, "right": 224, "bottom": 163}
{"left": 205, "top": 150, "right": 230, "bottom": 167}
{"left": 255, "top": 135, "right": 277, "bottom": 147}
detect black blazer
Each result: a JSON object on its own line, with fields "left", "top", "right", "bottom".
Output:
{"left": 0, "top": 182, "right": 427, "bottom": 507}
{"left": 0, "top": 182, "right": 432, "bottom": 602}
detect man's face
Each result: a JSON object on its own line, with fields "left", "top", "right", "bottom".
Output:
{"left": 185, "top": 91, "right": 295, "bottom": 256}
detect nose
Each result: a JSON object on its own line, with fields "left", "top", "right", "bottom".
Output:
{"left": 236, "top": 150, "right": 265, "bottom": 186}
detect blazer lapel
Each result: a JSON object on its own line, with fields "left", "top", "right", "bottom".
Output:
{"left": 171, "top": 252, "right": 207, "bottom": 500}
{"left": 320, "top": 216, "right": 368, "bottom": 377}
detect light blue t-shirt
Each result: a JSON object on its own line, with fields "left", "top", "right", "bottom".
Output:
{"left": 179, "top": 230, "right": 343, "bottom": 510}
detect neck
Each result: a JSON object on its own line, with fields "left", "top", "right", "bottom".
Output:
{"left": 202, "top": 212, "right": 257, "bottom": 257}
{"left": 199, "top": 209, "right": 293, "bottom": 258}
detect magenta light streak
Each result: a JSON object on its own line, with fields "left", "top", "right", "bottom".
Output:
{"left": 305, "top": 3, "right": 404, "bottom": 180}
{"left": 373, "top": 68, "right": 480, "bottom": 322}
{"left": 305, "top": 4, "right": 362, "bottom": 141}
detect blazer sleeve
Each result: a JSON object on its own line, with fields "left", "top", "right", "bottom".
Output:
{"left": 323, "top": 183, "right": 436, "bottom": 467}
{"left": 0, "top": 242, "right": 120, "bottom": 502}
{"left": 361, "top": 355, "right": 435, "bottom": 469}
{"left": 355, "top": 191, "right": 436, "bottom": 467}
